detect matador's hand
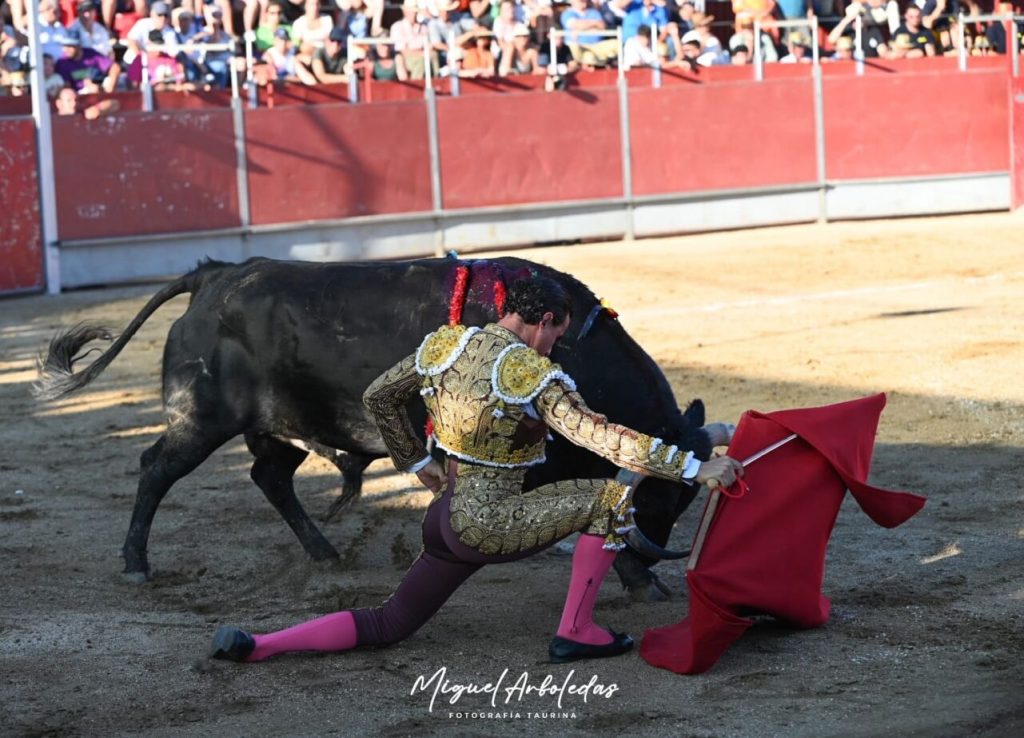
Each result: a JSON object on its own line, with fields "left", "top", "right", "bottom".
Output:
{"left": 695, "top": 455, "right": 744, "bottom": 489}
{"left": 415, "top": 459, "right": 447, "bottom": 495}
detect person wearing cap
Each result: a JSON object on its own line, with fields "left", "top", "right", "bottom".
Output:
{"left": 55, "top": 31, "right": 119, "bottom": 92}
{"left": 691, "top": 12, "right": 728, "bottom": 64}
{"left": 890, "top": 4, "right": 936, "bottom": 56}
{"left": 67, "top": 1, "right": 113, "bottom": 58}
{"left": 310, "top": 25, "right": 350, "bottom": 83}
{"left": 498, "top": 22, "right": 541, "bottom": 74}
{"left": 125, "top": 2, "right": 179, "bottom": 64}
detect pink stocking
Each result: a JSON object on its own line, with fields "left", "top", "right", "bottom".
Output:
{"left": 248, "top": 610, "right": 358, "bottom": 662}
{"left": 556, "top": 533, "right": 616, "bottom": 646}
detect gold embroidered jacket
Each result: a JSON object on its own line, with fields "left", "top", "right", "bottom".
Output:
{"left": 363, "top": 323, "right": 694, "bottom": 481}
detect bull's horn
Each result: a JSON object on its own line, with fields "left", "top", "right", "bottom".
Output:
{"left": 624, "top": 527, "right": 690, "bottom": 560}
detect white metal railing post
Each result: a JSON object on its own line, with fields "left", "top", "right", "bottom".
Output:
{"left": 616, "top": 29, "right": 633, "bottom": 240}
{"left": 347, "top": 36, "right": 358, "bottom": 102}
{"left": 447, "top": 29, "right": 460, "bottom": 96}
{"left": 617, "top": 26, "right": 624, "bottom": 83}
{"left": 244, "top": 31, "right": 257, "bottom": 108}
{"left": 811, "top": 15, "right": 819, "bottom": 66}
{"left": 1012, "top": 14, "right": 1020, "bottom": 77}
{"left": 26, "top": 0, "right": 60, "bottom": 293}
{"left": 854, "top": 15, "right": 864, "bottom": 75}
{"left": 753, "top": 19, "right": 763, "bottom": 81}
{"left": 651, "top": 22, "right": 661, "bottom": 87}
{"left": 424, "top": 36, "right": 433, "bottom": 92}
{"left": 957, "top": 12, "right": 967, "bottom": 71}
{"left": 810, "top": 16, "right": 826, "bottom": 222}
{"left": 548, "top": 31, "right": 556, "bottom": 81}
{"left": 141, "top": 49, "right": 153, "bottom": 111}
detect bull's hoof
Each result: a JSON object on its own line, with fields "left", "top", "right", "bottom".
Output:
{"left": 121, "top": 570, "right": 151, "bottom": 585}
{"left": 626, "top": 576, "right": 672, "bottom": 603}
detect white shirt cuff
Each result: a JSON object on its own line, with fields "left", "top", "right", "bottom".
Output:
{"left": 406, "top": 455, "right": 434, "bottom": 474}
{"left": 681, "top": 453, "right": 701, "bottom": 482}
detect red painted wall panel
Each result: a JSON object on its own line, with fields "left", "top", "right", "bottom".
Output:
{"left": 1012, "top": 74, "right": 1024, "bottom": 209}
{"left": 53, "top": 109, "right": 240, "bottom": 241}
{"left": 437, "top": 89, "right": 623, "bottom": 210}
{"left": 630, "top": 78, "right": 817, "bottom": 196}
{"left": 823, "top": 69, "right": 1009, "bottom": 181}
{"left": 0, "top": 118, "right": 43, "bottom": 293}
{"left": 245, "top": 101, "right": 433, "bottom": 225}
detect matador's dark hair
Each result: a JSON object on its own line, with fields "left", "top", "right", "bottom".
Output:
{"left": 504, "top": 275, "right": 572, "bottom": 325}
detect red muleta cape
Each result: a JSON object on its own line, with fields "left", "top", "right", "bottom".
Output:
{"left": 639, "top": 393, "right": 926, "bottom": 675}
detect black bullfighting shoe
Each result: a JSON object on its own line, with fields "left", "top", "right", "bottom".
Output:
{"left": 548, "top": 630, "right": 634, "bottom": 664}
{"left": 209, "top": 625, "right": 256, "bottom": 662}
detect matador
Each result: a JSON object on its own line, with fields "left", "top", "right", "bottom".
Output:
{"left": 211, "top": 275, "right": 743, "bottom": 663}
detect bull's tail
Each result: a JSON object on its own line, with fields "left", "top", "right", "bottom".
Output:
{"left": 33, "top": 262, "right": 225, "bottom": 401}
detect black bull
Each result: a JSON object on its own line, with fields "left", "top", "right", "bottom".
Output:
{"left": 35, "top": 257, "right": 711, "bottom": 597}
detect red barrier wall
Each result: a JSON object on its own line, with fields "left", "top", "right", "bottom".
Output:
{"left": 53, "top": 109, "right": 241, "bottom": 240}
{"left": 436, "top": 88, "right": 623, "bottom": 210}
{"left": 631, "top": 78, "right": 817, "bottom": 196}
{"left": 0, "top": 117, "right": 43, "bottom": 293}
{"left": 1013, "top": 74, "right": 1024, "bottom": 209}
{"left": 245, "top": 100, "right": 433, "bottom": 225}
{"left": 823, "top": 69, "right": 1009, "bottom": 181}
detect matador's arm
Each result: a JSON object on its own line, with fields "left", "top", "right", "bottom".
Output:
{"left": 362, "top": 353, "right": 429, "bottom": 471}
{"left": 534, "top": 379, "right": 702, "bottom": 483}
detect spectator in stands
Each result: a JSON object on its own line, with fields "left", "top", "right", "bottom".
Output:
{"left": 498, "top": 21, "right": 541, "bottom": 73}
{"left": 391, "top": 0, "right": 434, "bottom": 79}
{"left": 256, "top": 3, "right": 293, "bottom": 53}
{"left": 775, "top": 0, "right": 809, "bottom": 22}
{"left": 264, "top": 26, "right": 317, "bottom": 81}
{"left": 56, "top": 33, "right": 119, "bottom": 91}
{"left": 54, "top": 84, "right": 119, "bottom": 116}
{"left": 1, "top": 21, "right": 28, "bottom": 91}
{"left": 99, "top": 0, "right": 144, "bottom": 38}
{"left": 827, "top": 0, "right": 895, "bottom": 58}
{"left": 544, "top": 28, "right": 579, "bottom": 78}
{"left": 692, "top": 12, "right": 728, "bottom": 64}
{"left": 671, "top": 0, "right": 696, "bottom": 35}
{"left": 561, "top": 0, "right": 618, "bottom": 66}
{"left": 427, "top": 1, "right": 478, "bottom": 72}
{"left": 492, "top": 0, "right": 525, "bottom": 51}
{"left": 731, "top": 0, "right": 774, "bottom": 29}
{"left": 677, "top": 31, "right": 701, "bottom": 66}
{"left": 622, "top": 22, "right": 657, "bottom": 66}
{"left": 468, "top": 0, "right": 494, "bottom": 30}
{"left": 126, "top": 2, "right": 179, "bottom": 66}
{"left": 67, "top": 1, "right": 112, "bottom": 58}
{"left": 973, "top": 33, "right": 993, "bottom": 55}
{"left": 830, "top": 33, "right": 854, "bottom": 59}
{"left": 522, "top": 0, "right": 555, "bottom": 48}
{"left": 310, "top": 24, "right": 349, "bottom": 82}
{"left": 458, "top": 26, "right": 494, "bottom": 76}
{"left": 24, "top": 0, "right": 68, "bottom": 61}
{"left": 336, "top": 0, "right": 384, "bottom": 43}
{"left": 780, "top": 30, "right": 812, "bottom": 62}
{"left": 886, "top": 32, "right": 922, "bottom": 57}
{"left": 728, "top": 14, "right": 779, "bottom": 62}
{"left": 985, "top": 2, "right": 1024, "bottom": 54}
{"left": 910, "top": 0, "right": 946, "bottom": 30}
{"left": 359, "top": 35, "right": 408, "bottom": 79}
{"left": 622, "top": 0, "right": 671, "bottom": 61}
{"left": 191, "top": 7, "right": 235, "bottom": 87}
{"left": 126, "top": 28, "right": 186, "bottom": 87}
{"left": 293, "top": 0, "right": 334, "bottom": 46}
{"left": 40, "top": 52, "right": 65, "bottom": 96}
{"left": 892, "top": 5, "right": 936, "bottom": 56}
{"left": 730, "top": 43, "right": 750, "bottom": 63}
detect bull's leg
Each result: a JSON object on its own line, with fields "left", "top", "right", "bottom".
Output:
{"left": 123, "top": 427, "right": 231, "bottom": 582}
{"left": 246, "top": 434, "right": 340, "bottom": 562}
{"left": 321, "top": 451, "right": 374, "bottom": 523}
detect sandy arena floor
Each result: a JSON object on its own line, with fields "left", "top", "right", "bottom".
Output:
{"left": 1, "top": 213, "right": 1022, "bottom": 737}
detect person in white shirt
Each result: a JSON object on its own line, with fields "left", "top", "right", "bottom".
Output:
{"left": 623, "top": 24, "right": 658, "bottom": 67}
{"left": 67, "top": 1, "right": 114, "bottom": 57}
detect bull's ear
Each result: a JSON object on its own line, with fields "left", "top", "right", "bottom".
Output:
{"left": 682, "top": 398, "right": 705, "bottom": 428}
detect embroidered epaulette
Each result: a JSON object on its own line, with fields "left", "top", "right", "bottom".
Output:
{"left": 491, "top": 344, "right": 576, "bottom": 404}
{"left": 415, "top": 325, "right": 480, "bottom": 376}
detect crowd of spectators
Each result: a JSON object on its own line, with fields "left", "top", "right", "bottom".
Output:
{"left": 2, "top": 0, "right": 1023, "bottom": 99}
